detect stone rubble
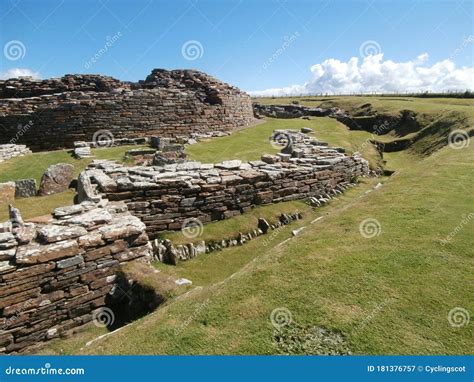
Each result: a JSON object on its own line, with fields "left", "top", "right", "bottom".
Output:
{"left": 0, "top": 144, "right": 31, "bottom": 163}
{"left": 151, "top": 211, "right": 303, "bottom": 264}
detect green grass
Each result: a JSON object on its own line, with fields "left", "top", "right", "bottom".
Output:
{"left": 14, "top": 97, "right": 474, "bottom": 355}
{"left": 186, "top": 117, "right": 381, "bottom": 169}
{"left": 255, "top": 96, "right": 474, "bottom": 158}
{"left": 0, "top": 145, "right": 146, "bottom": 221}
{"left": 50, "top": 142, "right": 472, "bottom": 356}
{"left": 160, "top": 200, "right": 310, "bottom": 246}
{"left": 254, "top": 96, "right": 474, "bottom": 117}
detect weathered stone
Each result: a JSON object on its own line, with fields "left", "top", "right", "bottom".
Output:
{"left": 261, "top": 154, "right": 279, "bottom": 164}
{"left": 0, "top": 221, "right": 12, "bottom": 233}
{"left": 63, "top": 209, "right": 112, "bottom": 229}
{"left": 14, "top": 179, "right": 37, "bottom": 198}
{"left": 258, "top": 218, "right": 271, "bottom": 234}
{"left": 76, "top": 171, "right": 101, "bottom": 203}
{"left": 0, "top": 144, "right": 31, "bottom": 163}
{"left": 38, "top": 225, "right": 88, "bottom": 243}
{"left": 0, "top": 248, "right": 16, "bottom": 261}
{"left": 215, "top": 160, "right": 242, "bottom": 170}
{"left": 98, "top": 217, "right": 146, "bottom": 241}
{"left": 38, "top": 164, "right": 74, "bottom": 196}
{"left": 0, "top": 261, "right": 15, "bottom": 274}
{"left": 56, "top": 255, "right": 84, "bottom": 269}
{"left": 13, "top": 223, "right": 36, "bottom": 245}
{"left": 0, "top": 70, "right": 254, "bottom": 152}
{"left": 15, "top": 240, "right": 79, "bottom": 264}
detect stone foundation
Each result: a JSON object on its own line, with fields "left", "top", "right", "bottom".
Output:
{"left": 80, "top": 130, "right": 369, "bottom": 239}
{"left": 0, "top": 201, "right": 151, "bottom": 354}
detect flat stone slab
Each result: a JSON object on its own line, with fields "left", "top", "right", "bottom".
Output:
{"left": 16, "top": 240, "right": 79, "bottom": 265}
{"left": 38, "top": 225, "right": 88, "bottom": 243}
{"left": 215, "top": 160, "right": 242, "bottom": 170}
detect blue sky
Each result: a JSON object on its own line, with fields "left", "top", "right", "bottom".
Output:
{"left": 0, "top": 0, "right": 473, "bottom": 94}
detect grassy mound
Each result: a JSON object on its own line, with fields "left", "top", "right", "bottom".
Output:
{"left": 255, "top": 96, "right": 474, "bottom": 158}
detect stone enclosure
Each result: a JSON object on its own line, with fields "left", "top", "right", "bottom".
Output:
{"left": 0, "top": 69, "right": 254, "bottom": 151}
{"left": 0, "top": 69, "right": 373, "bottom": 354}
{"left": 80, "top": 130, "right": 369, "bottom": 240}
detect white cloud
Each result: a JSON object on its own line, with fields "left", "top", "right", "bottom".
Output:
{"left": 0, "top": 68, "right": 41, "bottom": 80}
{"left": 249, "top": 54, "right": 474, "bottom": 96}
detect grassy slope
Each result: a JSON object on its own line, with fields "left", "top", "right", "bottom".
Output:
{"left": 0, "top": 146, "right": 144, "bottom": 221}
{"left": 255, "top": 96, "right": 474, "bottom": 157}
{"left": 64, "top": 141, "right": 472, "bottom": 355}
{"left": 186, "top": 117, "right": 381, "bottom": 169}
{"left": 40, "top": 99, "right": 473, "bottom": 355}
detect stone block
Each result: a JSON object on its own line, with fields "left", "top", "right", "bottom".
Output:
{"left": 14, "top": 179, "right": 37, "bottom": 198}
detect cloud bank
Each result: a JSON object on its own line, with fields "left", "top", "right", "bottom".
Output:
{"left": 0, "top": 68, "right": 41, "bottom": 80}
{"left": 249, "top": 54, "right": 474, "bottom": 96}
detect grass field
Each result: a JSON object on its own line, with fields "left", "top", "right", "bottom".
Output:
{"left": 186, "top": 117, "right": 381, "bottom": 169}
{"left": 38, "top": 95, "right": 473, "bottom": 355}
{"left": 0, "top": 145, "right": 144, "bottom": 221}
{"left": 42, "top": 140, "right": 472, "bottom": 355}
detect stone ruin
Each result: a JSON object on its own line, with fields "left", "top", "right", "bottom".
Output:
{"left": 0, "top": 68, "right": 374, "bottom": 354}
{"left": 0, "top": 144, "right": 31, "bottom": 163}
{"left": 0, "top": 128, "right": 369, "bottom": 354}
{"left": 78, "top": 130, "right": 369, "bottom": 240}
{"left": 0, "top": 200, "right": 152, "bottom": 354}
{"left": 0, "top": 69, "right": 255, "bottom": 151}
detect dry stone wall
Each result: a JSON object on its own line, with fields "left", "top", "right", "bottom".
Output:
{"left": 81, "top": 131, "right": 369, "bottom": 239}
{"left": 0, "top": 70, "right": 254, "bottom": 151}
{"left": 0, "top": 144, "right": 31, "bottom": 163}
{"left": 0, "top": 200, "right": 151, "bottom": 354}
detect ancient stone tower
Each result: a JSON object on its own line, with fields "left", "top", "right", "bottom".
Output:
{"left": 0, "top": 69, "right": 254, "bottom": 151}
